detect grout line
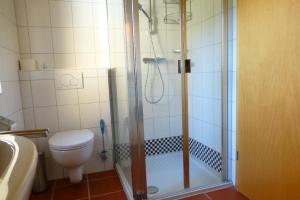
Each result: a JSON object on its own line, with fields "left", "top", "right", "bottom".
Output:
{"left": 204, "top": 193, "right": 213, "bottom": 200}
{"left": 86, "top": 175, "right": 91, "bottom": 200}
{"left": 89, "top": 190, "right": 123, "bottom": 199}
{"left": 50, "top": 181, "right": 57, "bottom": 200}
{"left": 88, "top": 175, "right": 118, "bottom": 182}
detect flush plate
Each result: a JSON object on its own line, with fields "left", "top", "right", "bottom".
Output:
{"left": 55, "top": 70, "right": 84, "bottom": 90}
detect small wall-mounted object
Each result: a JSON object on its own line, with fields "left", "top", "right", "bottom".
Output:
{"left": 0, "top": 80, "right": 2, "bottom": 95}
{"left": 164, "top": 0, "right": 192, "bottom": 24}
{"left": 55, "top": 70, "right": 84, "bottom": 90}
{"left": 19, "top": 59, "right": 38, "bottom": 71}
{"left": 0, "top": 116, "right": 16, "bottom": 131}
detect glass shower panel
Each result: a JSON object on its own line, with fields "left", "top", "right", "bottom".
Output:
{"left": 187, "top": 0, "right": 225, "bottom": 188}
{"left": 138, "top": 0, "right": 185, "bottom": 198}
{"left": 108, "top": 0, "right": 133, "bottom": 192}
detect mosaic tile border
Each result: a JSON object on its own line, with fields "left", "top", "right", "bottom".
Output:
{"left": 189, "top": 138, "right": 222, "bottom": 173}
{"left": 114, "top": 136, "right": 222, "bottom": 173}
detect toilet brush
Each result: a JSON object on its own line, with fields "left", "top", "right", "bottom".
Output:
{"left": 99, "top": 119, "right": 108, "bottom": 160}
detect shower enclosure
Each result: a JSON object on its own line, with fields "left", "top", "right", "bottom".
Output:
{"left": 110, "top": 0, "right": 232, "bottom": 199}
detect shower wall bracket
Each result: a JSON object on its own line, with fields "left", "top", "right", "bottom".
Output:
{"left": 178, "top": 59, "right": 191, "bottom": 73}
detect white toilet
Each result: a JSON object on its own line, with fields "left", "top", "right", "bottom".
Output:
{"left": 49, "top": 129, "right": 94, "bottom": 183}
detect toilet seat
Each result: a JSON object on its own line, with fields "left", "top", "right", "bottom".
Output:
{"left": 49, "top": 129, "right": 94, "bottom": 151}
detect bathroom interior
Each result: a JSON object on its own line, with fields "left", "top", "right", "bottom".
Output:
{"left": 0, "top": 0, "right": 299, "bottom": 200}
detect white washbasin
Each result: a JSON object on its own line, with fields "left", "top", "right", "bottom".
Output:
{"left": 0, "top": 135, "right": 37, "bottom": 200}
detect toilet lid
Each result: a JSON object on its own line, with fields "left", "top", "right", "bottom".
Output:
{"left": 49, "top": 129, "right": 94, "bottom": 150}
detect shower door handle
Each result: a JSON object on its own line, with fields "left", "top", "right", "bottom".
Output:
{"left": 178, "top": 59, "right": 191, "bottom": 73}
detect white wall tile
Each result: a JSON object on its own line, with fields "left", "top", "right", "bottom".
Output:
{"left": 99, "top": 102, "right": 111, "bottom": 125}
{"left": 29, "top": 28, "right": 53, "bottom": 53}
{"left": 31, "top": 53, "right": 54, "bottom": 69}
{"left": 0, "top": 48, "right": 19, "bottom": 81}
{"left": 52, "top": 28, "right": 74, "bottom": 53}
{"left": 0, "top": 16, "right": 19, "bottom": 51}
{"left": 20, "top": 81, "right": 33, "bottom": 108}
{"left": 75, "top": 53, "right": 95, "bottom": 67}
{"left": 78, "top": 78, "right": 99, "bottom": 103}
{"left": 74, "top": 29, "right": 95, "bottom": 53}
{"left": 144, "top": 118, "right": 154, "bottom": 140}
{"left": 31, "top": 80, "right": 56, "bottom": 107}
{"left": 109, "top": 29, "right": 125, "bottom": 53}
{"left": 54, "top": 54, "right": 76, "bottom": 67}
{"left": 98, "top": 76, "right": 110, "bottom": 102}
{"left": 0, "top": 82, "right": 22, "bottom": 117}
{"left": 34, "top": 106, "right": 58, "bottom": 132}
{"left": 79, "top": 103, "right": 100, "bottom": 128}
{"left": 93, "top": 2, "right": 108, "bottom": 29}
{"left": 57, "top": 105, "right": 80, "bottom": 131}
{"left": 30, "top": 70, "right": 54, "bottom": 80}
{"left": 56, "top": 89, "right": 78, "bottom": 105}
{"left": 94, "top": 29, "right": 109, "bottom": 53}
{"left": 14, "top": 0, "right": 28, "bottom": 26}
{"left": 26, "top": 0, "right": 50, "bottom": 27}
{"left": 154, "top": 117, "right": 169, "bottom": 139}
{"left": 8, "top": 110, "right": 24, "bottom": 130}
{"left": 23, "top": 108, "right": 35, "bottom": 129}
{"left": 50, "top": 1, "right": 73, "bottom": 27}
{"left": 19, "top": 71, "right": 30, "bottom": 81}
{"left": 72, "top": 2, "right": 93, "bottom": 28}
{"left": 170, "top": 116, "right": 182, "bottom": 137}
{"left": 107, "top": 3, "right": 124, "bottom": 29}
{"left": 17, "top": 27, "right": 31, "bottom": 53}
{"left": 95, "top": 52, "right": 110, "bottom": 68}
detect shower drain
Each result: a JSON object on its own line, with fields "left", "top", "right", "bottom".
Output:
{"left": 147, "top": 186, "right": 159, "bottom": 195}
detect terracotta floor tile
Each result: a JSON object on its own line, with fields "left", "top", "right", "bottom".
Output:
{"left": 207, "top": 187, "right": 249, "bottom": 200}
{"left": 55, "top": 175, "right": 87, "bottom": 187}
{"left": 90, "top": 191, "right": 127, "bottom": 200}
{"left": 29, "top": 181, "right": 54, "bottom": 200}
{"left": 89, "top": 176, "right": 123, "bottom": 196}
{"left": 181, "top": 194, "right": 210, "bottom": 200}
{"left": 52, "top": 181, "right": 88, "bottom": 200}
{"left": 88, "top": 170, "right": 118, "bottom": 181}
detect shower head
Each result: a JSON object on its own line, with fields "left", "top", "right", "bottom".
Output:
{"left": 138, "top": 3, "right": 152, "bottom": 22}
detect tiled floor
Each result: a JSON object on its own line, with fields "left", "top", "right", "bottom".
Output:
{"left": 30, "top": 170, "right": 248, "bottom": 200}
{"left": 30, "top": 170, "right": 126, "bottom": 200}
{"left": 183, "top": 187, "right": 249, "bottom": 200}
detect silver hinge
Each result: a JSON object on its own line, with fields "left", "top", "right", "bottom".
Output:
{"left": 135, "top": 191, "right": 146, "bottom": 200}
{"left": 236, "top": 151, "right": 239, "bottom": 161}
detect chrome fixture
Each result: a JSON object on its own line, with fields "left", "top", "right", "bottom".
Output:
{"left": 138, "top": 1, "right": 165, "bottom": 104}
{"left": 138, "top": 3, "right": 152, "bottom": 23}
{"left": 142, "top": 57, "right": 166, "bottom": 64}
{"left": 164, "top": 0, "right": 192, "bottom": 24}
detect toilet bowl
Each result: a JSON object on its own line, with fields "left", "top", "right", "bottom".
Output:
{"left": 49, "top": 129, "right": 94, "bottom": 183}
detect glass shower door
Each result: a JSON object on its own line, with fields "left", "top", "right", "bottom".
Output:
{"left": 138, "top": 0, "right": 189, "bottom": 197}
{"left": 114, "top": 0, "right": 230, "bottom": 199}
{"left": 187, "top": 0, "right": 228, "bottom": 189}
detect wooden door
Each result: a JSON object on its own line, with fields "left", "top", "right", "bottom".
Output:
{"left": 237, "top": 0, "right": 300, "bottom": 199}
